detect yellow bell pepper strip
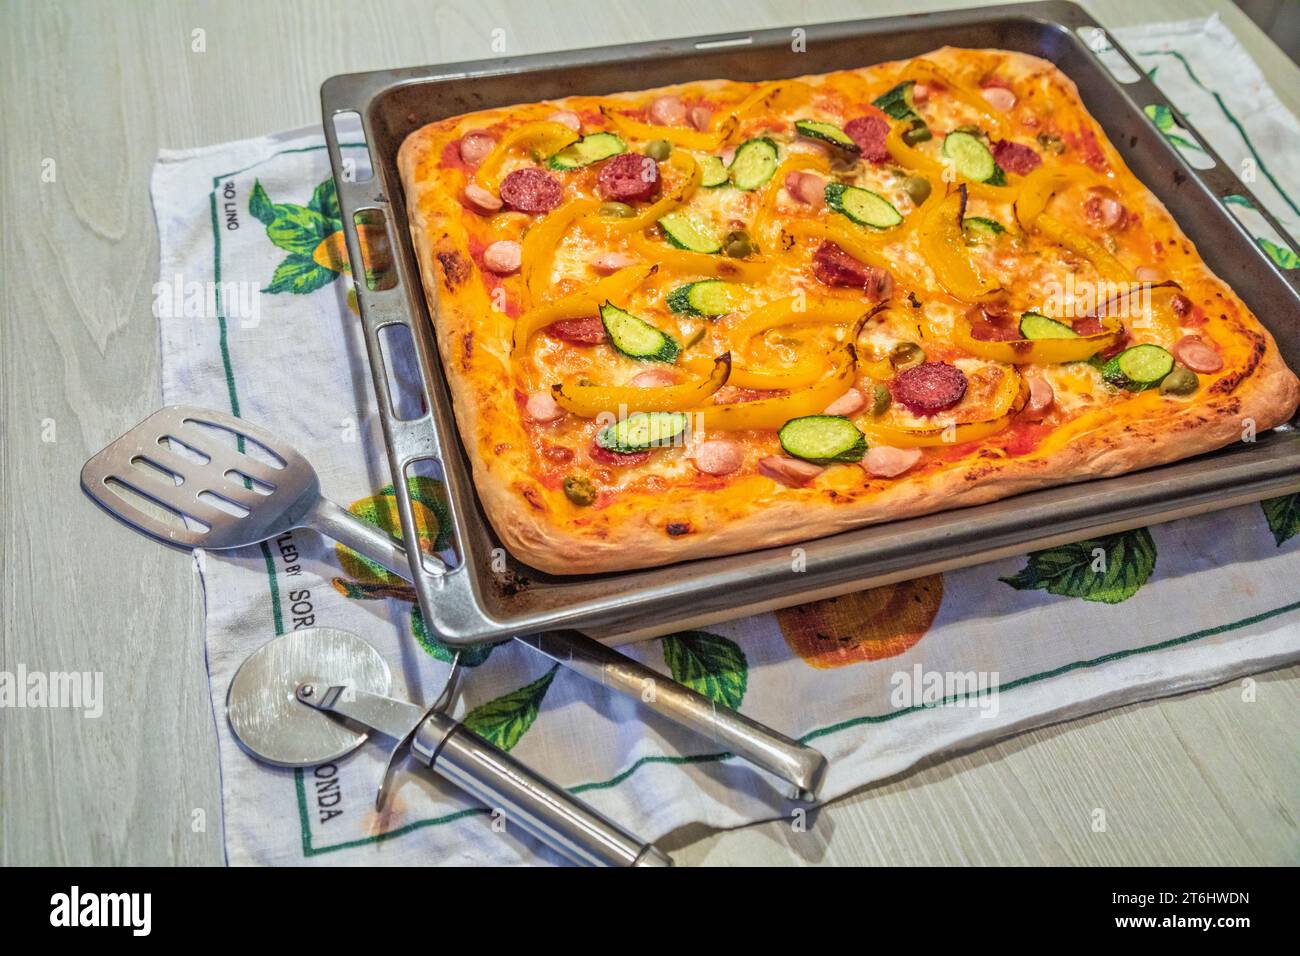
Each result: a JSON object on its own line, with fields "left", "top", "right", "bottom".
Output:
{"left": 475, "top": 121, "right": 580, "bottom": 193}
{"left": 903, "top": 59, "right": 1008, "bottom": 137}
{"left": 1035, "top": 212, "right": 1132, "bottom": 281}
{"left": 679, "top": 350, "right": 827, "bottom": 390}
{"left": 731, "top": 79, "right": 814, "bottom": 119}
{"left": 520, "top": 197, "right": 602, "bottom": 305}
{"left": 919, "top": 186, "right": 1001, "bottom": 301}
{"left": 729, "top": 296, "right": 879, "bottom": 348}
{"left": 859, "top": 366, "right": 1026, "bottom": 447}
{"left": 552, "top": 354, "right": 731, "bottom": 418}
{"left": 1013, "top": 166, "right": 1094, "bottom": 226}
{"left": 1011, "top": 165, "right": 1131, "bottom": 279}
{"left": 580, "top": 152, "right": 702, "bottom": 236}
{"left": 857, "top": 353, "right": 896, "bottom": 381}
{"left": 884, "top": 124, "right": 1012, "bottom": 202}
{"left": 600, "top": 106, "right": 738, "bottom": 151}
{"left": 779, "top": 219, "right": 893, "bottom": 272}
{"left": 950, "top": 310, "right": 1124, "bottom": 364}
{"left": 696, "top": 345, "right": 858, "bottom": 431}
{"left": 627, "top": 230, "right": 773, "bottom": 281}
{"left": 511, "top": 263, "right": 657, "bottom": 354}
{"left": 752, "top": 155, "right": 833, "bottom": 247}
{"left": 896, "top": 184, "right": 939, "bottom": 240}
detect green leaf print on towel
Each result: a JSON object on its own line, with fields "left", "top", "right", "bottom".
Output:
{"left": 250, "top": 177, "right": 350, "bottom": 294}
{"left": 1000, "top": 528, "right": 1157, "bottom": 604}
{"left": 411, "top": 606, "right": 498, "bottom": 668}
{"left": 1261, "top": 494, "right": 1300, "bottom": 546}
{"left": 463, "top": 665, "right": 560, "bottom": 751}
{"left": 661, "top": 631, "right": 748, "bottom": 709}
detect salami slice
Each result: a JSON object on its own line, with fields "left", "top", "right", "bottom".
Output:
{"left": 1070, "top": 315, "right": 1106, "bottom": 336}
{"left": 595, "top": 152, "right": 660, "bottom": 202}
{"left": 547, "top": 316, "right": 607, "bottom": 345}
{"left": 589, "top": 443, "right": 650, "bottom": 466}
{"left": 843, "top": 114, "right": 890, "bottom": 163}
{"left": 990, "top": 139, "right": 1041, "bottom": 175}
{"left": 891, "top": 362, "right": 968, "bottom": 413}
{"left": 811, "top": 241, "right": 892, "bottom": 298}
{"left": 967, "top": 306, "right": 1021, "bottom": 342}
{"left": 596, "top": 153, "right": 661, "bottom": 202}
{"left": 499, "top": 166, "right": 564, "bottom": 213}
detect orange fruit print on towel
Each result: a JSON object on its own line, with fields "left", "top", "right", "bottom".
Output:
{"left": 776, "top": 575, "right": 944, "bottom": 668}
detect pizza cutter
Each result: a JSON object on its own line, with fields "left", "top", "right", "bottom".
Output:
{"left": 226, "top": 626, "right": 670, "bottom": 866}
{"left": 80, "top": 405, "right": 827, "bottom": 799}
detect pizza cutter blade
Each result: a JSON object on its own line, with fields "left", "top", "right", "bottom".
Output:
{"left": 227, "top": 628, "right": 671, "bottom": 867}
{"left": 227, "top": 627, "right": 391, "bottom": 767}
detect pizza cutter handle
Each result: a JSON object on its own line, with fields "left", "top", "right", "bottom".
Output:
{"left": 412, "top": 710, "right": 672, "bottom": 868}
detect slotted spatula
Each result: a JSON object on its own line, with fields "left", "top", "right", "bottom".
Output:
{"left": 80, "top": 405, "right": 829, "bottom": 800}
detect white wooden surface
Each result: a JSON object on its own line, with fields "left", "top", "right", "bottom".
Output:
{"left": 1, "top": 0, "right": 1297, "bottom": 867}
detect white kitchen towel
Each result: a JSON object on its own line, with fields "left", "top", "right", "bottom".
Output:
{"left": 151, "top": 16, "right": 1300, "bottom": 865}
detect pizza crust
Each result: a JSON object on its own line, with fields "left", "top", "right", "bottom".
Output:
{"left": 397, "top": 49, "right": 1300, "bottom": 576}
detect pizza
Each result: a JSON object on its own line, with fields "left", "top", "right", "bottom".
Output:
{"left": 396, "top": 46, "right": 1300, "bottom": 575}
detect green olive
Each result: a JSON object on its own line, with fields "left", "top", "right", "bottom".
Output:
{"left": 901, "top": 120, "right": 932, "bottom": 146}
{"left": 563, "top": 475, "right": 597, "bottom": 507}
{"left": 599, "top": 201, "right": 634, "bottom": 218}
{"left": 953, "top": 124, "right": 982, "bottom": 136}
{"left": 1036, "top": 132, "right": 1065, "bottom": 154}
{"left": 871, "top": 383, "right": 892, "bottom": 416}
{"left": 1159, "top": 365, "right": 1199, "bottom": 396}
{"left": 903, "top": 176, "right": 931, "bottom": 206}
{"left": 890, "top": 341, "right": 925, "bottom": 369}
{"left": 723, "top": 230, "right": 754, "bottom": 259}
{"left": 645, "top": 139, "right": 672, "bottom": 161}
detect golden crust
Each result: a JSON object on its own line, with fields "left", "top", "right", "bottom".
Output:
{"left": 398, "top": 47, "right": 1300, "bottom": 576}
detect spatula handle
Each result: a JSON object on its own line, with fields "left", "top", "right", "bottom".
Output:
{"left": 308, "top": 497, "right": 437, "bottom": 577}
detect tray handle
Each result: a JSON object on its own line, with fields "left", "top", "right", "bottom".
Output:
{"left": 320, "top": 106, "right": 475, "bottom": 642}
{"left": 1077, "top": 25, "right": 1300, "bottom": 287}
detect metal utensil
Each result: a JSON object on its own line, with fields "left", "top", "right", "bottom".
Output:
{"left": 227, "top": 627, "right": 670, "bottom": 866}
{"left": 80, "top": 405, "right": 828, "bottom": 799}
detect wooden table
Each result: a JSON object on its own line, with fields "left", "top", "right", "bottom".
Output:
{"left": 2, "top": 0, "right": 1297, "bottom": 866}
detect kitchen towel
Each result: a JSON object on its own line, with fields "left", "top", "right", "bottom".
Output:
{"left": 151, "top": 15, "right": 1300, "bottom": 865}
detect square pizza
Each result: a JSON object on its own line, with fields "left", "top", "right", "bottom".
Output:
{"left": 396, "top": 47, "right": 1300, "bottom": 575}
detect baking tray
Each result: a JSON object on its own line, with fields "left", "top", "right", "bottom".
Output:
{"left": 320, "top": 0, "right": 1300, "bottom": 646}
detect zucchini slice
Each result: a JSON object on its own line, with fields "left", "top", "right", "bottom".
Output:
{"left": 942, "top": 131, "right": 1004, "bottom": 184}
{"left": 1018, "top": 312, "right": 1078, "bottom": 340}
{"left": 778, "top": 415, "right": 868, "bottom": 464}
{"left": 657, "top": 212, "right": 722, "bottom": 254}
{"left": 728, "top": 137, "right": 780, "bottom": 191}
{"left": 795, "top": 119, "right": 860, "bottom": 153}
{"left": 699, "top": 155, "right": 729, "bottom": 188}
{"left": 825, "top": 182, "right": 903, "bottom": 229}
{"left": 872, "top": 81, "right": 920, "bottom": 122}
{"left": 596, "top": 411, "right": 689, "bottom": 454}
{"left": 666, "top": 280, "right": 738, "bottom": 317}
{"left": 546, "top": 132, "right": 627, "bottom": 170}
{"left": 1102, "top": 344, "right": 1175, "bottom": 391}
{"left": 962, "top": 216, "right": 1006, "bottom": 241}
{"left": 599, "top": 302, "right": 680, "bottom": 363}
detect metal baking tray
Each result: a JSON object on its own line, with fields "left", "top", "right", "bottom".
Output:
{"left": 321, "top": 0, "right": 1300, "bottom": 646}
